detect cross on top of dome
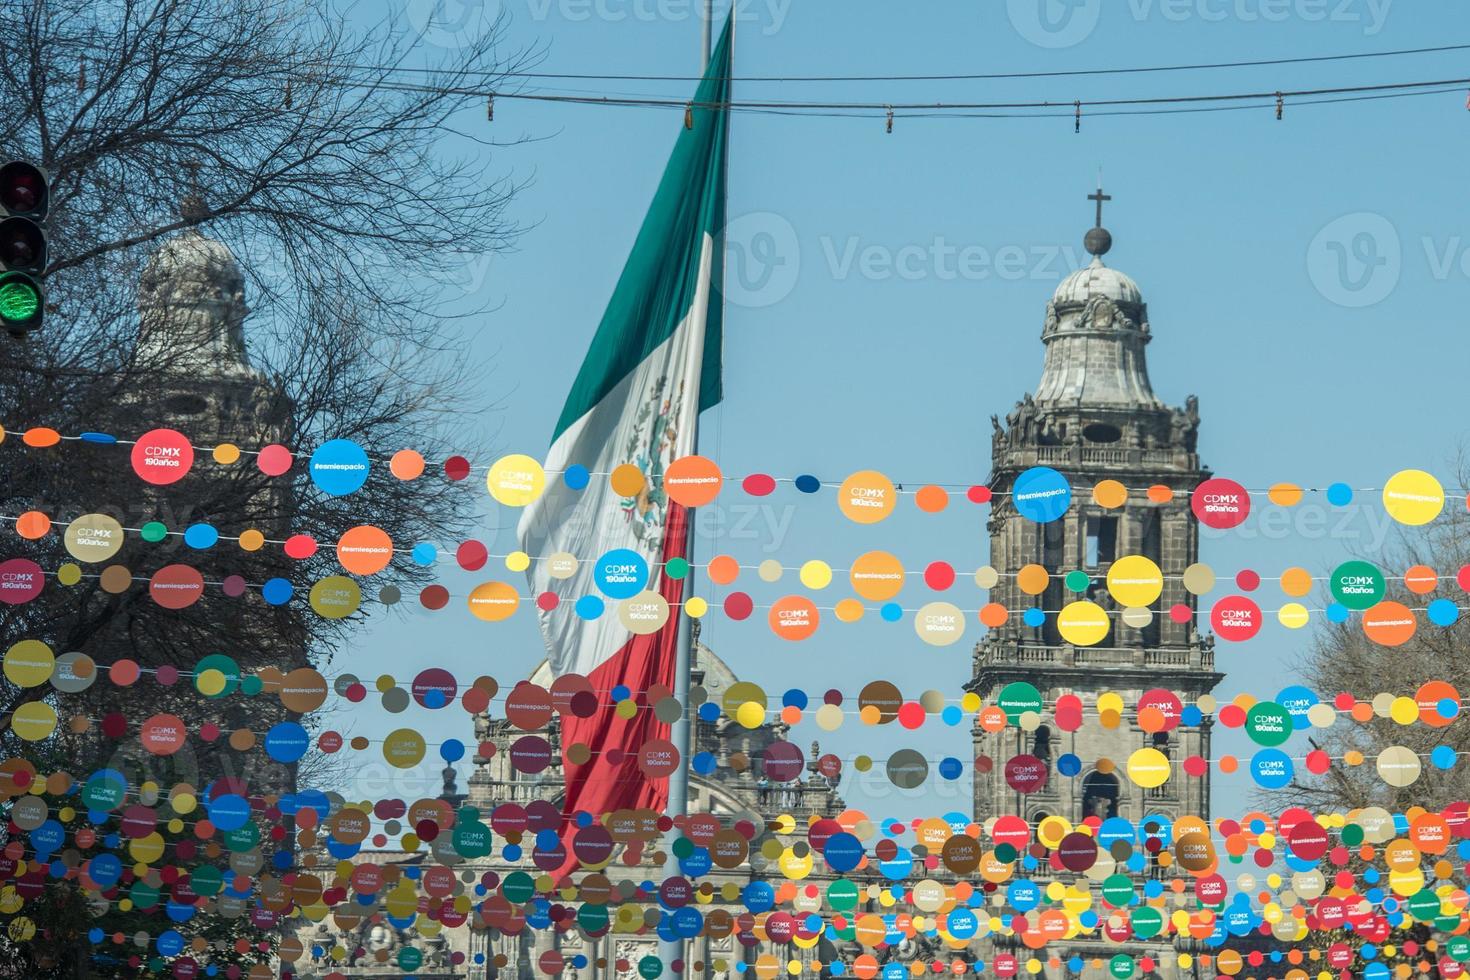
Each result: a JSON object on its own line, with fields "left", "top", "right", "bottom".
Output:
{"left": 1084, "top": 179, "right": 1113, "bottom": 257}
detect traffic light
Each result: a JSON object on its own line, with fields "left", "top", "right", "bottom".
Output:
{"left": 0, "top": 160, "right": 48, "bottom": 336}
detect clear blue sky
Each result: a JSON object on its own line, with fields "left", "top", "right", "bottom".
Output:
{"left": 340, "top": 0, "right": 1470, "bottom": 821}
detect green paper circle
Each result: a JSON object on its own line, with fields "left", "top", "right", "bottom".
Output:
{"left": 1064, "top": 570, "right": 1091, "bottom": 593}
{"left": 140, "top": 521, "right": 168, "bottom": 543}
{"left": 665, "top": 557, "right": 689, "bottom": 580}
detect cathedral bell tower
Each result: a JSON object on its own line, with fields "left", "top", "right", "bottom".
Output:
{"left": 970, "top": 187, "right": 1222, "bottom": 839}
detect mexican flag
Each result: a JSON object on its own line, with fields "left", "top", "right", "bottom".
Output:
{"left": 517, "top": 18, "right": 730, "bottom": 835}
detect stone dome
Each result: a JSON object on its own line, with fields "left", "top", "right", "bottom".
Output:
{"left": 1052, "top": 255, "right": 1142, "bottom": 308}
{"left": 137, "top": 228, "right": 250, "bottom": 370}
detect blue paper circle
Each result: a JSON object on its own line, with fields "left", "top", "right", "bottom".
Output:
{"left": 206, "top": 794, "right": 251, "bottom": 832}
{"left": 1432, "top": 745, "right": 1457, "bottom": 769}
{"left": 184, "top": 523, "right": 219, "bottom": 549}
{"left": 1326, "top": 602, "right": 1350, "bottom": 623}
{"left": 309, "top": 439, "right": 371, "bottom": 496}
{"left": 411, "top": 542, "right": 438, "bottom": 565}
{"left": 938, "top": 757, "right": 963, "bottom": 780}
{"left": 1326, "top": 482, "right": 1354, "bottom": 506}
{"left": 264, "top": 722, "right": 309, "bottom": 763}
{"left": 1023, "top": 607, "right": 1046, "bottom": 627}
{"left": 1013, "top": 467, "right": 1073, "bottom": 523}
{"left": 564, "top": 464, "right": 590, "bottom": 490}
{"left": 823, "top": 832, "right": 864, "bottom": 873}
{"left": 593, "top": 548, "right": 649, "bottom": 599}
{"left": 880, "top": 602, "right": 903, "bottom": 622}
{"left": 794, "top": 474, "right": 821, "bottom": 494}
{"left": 1428, "top": 598, "right": 1459, "bottom": 626}
{"left": 574, "top": 595, "right": 605, "bottom": 620}
{"left": 261, "top": 578, "right": 294, "bottom": 606}
{"left": 1249, "top": 749, "right": 1294, "bottom": 790}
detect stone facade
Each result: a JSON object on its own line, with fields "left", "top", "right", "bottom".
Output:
{"left": 291, "top": 642, "right": 857, "bottom": 979}
{"left": 969, "top": 218, "right": 1222, "bottom": 980}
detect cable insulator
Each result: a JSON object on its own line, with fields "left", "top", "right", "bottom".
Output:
{"left": 78, "top": 56, "right": 86, "bottom": 93}
{"left": 684, "top": 103, "right": 694, "bottom": 130}
{"left": 1074, "top": 100, "right": 1081, "bottom": 134}
{"left": 487, "top": 95, "right": 495, "bottom": 121}
{"left": 285, "top": 79, "right": 293, "bottom": 110}
{"left": 1275, "top": 91, "right": 1284, "bottom": 120}
{"left": 885, "top": 106, "right": 893, "bottom": 134}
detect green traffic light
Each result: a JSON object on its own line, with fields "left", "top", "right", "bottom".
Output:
{"left": 0, "top": 271, "right": 41, "bottom": 331}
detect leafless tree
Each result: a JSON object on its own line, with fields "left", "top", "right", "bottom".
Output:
{"left": 1286, "top": 453, "right": 1470, "bottom": 814}
{"left": 0, "top": 0, "right": 531, "bottom": 972}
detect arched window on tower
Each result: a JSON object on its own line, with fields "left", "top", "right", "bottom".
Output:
{"left": 1081, "top": 770, "right": 1120, "bottom": 821}
{"left": 1151, "top": 731, "right": 1170, "bottom": 759}
{"left": 1032, "top": 725, "right": 1052, "bottom": 764}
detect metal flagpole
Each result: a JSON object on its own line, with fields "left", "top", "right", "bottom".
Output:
{"left": 657, "top": 3, "right": 720, "bottom": 974}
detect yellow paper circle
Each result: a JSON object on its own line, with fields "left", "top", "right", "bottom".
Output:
{"left": 685, "top": 596, "right": 709, "bottom": 618}
{"left": 11, "top": 701, "right": 57, "bottom": 742}
{"left": 57, "top": 563, "right": 82, "bottom": 586}
{"left": 1277, "top": 603, "right": 1310, "bottom": 629}
{"left": 238, "top": 529, "right": 265, "bottom": 552}
{"left": 799, "top": 560, "right": 833, "bottom": 590}
{"left": 735, "top": 701, "right": 766, "bottom": 729}
{"left": 213, "top": 443, "right": 241, "bottom": 465}
{"left": 1382, "top": 469, "right": 1445, "bottom": 526}
{"left": 383, "top": 728, "right": 427, "bottom": 769}
{"left": 3, "top": 640, "right": 54, "bottom": 688}
{"left": 1106, "top": 555, "right": 1163, "bottom": 607}
{"left": 1126, "top": 747, "right": 1172, "bottom": 789}
{"left": 1056, "top": 601, "right": 1110, "bottom": 647}
{"left": 486, "top": 454, "right": 546, "bottom": 507}
{"left": 309, "top": 576, "right": 362, "bottom": 619}
{"left": 1389, "top": 696, "right": 1420, "bottom": 725}
{"left": 196, "top": 669, "right": 227, "bottom": 696}
{"left": 505, "top": 551, "right": 531, "bottom": 573}
{"left": 834, "top": 598, "right": 865, "bottom": 623}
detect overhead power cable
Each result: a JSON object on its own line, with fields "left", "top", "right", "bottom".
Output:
{"left": 331, "top": 40, "right": 1470, "bottom": 84}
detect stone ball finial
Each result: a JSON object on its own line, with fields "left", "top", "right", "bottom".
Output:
{"left": 1084, "top": 226, "right": 1112, "bottom": 257}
